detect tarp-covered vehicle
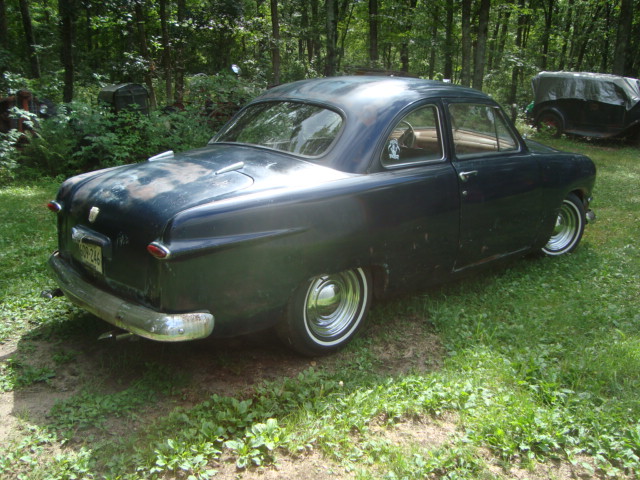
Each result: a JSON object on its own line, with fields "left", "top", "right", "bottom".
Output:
{"left": 530, "top": 71, "right": 640, "bottom": 140}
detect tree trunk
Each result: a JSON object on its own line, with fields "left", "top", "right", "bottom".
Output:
{"left": 460, "top": 0, "right": 472, "bottom": 86}
{"left": 630, "top": 1, "right": 640, "bottom": 76}
{"left": 325, "top": 0, "right": 338, "bottom": 76}
{"left": 369, "top": 0, "right": 378, "bottom": 66}
{"left": 174, "top": 0, "right": 186, "bottom": 105}
{"left": 444, "top": 0, "right": 454, "bottom": 81}
{"left": 493, "top": 1, "right": 513, "bottom": 71}
{"left": 337, "top": 1, "right": 355, "bottom": 72}
{"left": 300, "top": 2, "right": 309, "bottom": 62}
{"left": 19, "top": 0, "right": 41, "bottom": 78}
{"left": 540, "top": 0, "right": 554, "bottom": 70}
{"left": 600, "top": 3, "right": 613, "bottom": 73}
{"left": 574, "top": 4, "right": 602, "bottom": 71}
{"left": 83, "top": 3, "right": 96, "bottom": 70}
{"left": 487, "top": 5, "right": 501, "bottom": 71}
{"left": 58, "top": 0, "right": 74, "bottom": 101}
{"left": 399, "top": 0, "right": 418, "bottom": 73}
{"left": 134, "top": 1, "right": 157, "bottom": 109}
{"left": 558, "top": 0, "right": 574, "bottom": 70}
{"left": 309, "top": 0, "right": 320, "bottom": 65}
{"left": 613, "top": 0, "right": 633, "bottom": 75}
{"left": 270, "top": 0, "right": 281, "bottom": 85}
{"left": 472, "top": 0, "right": 490, "bottom": 90}
{"left": 0, "top": 0, "right": 9, "bottom": 51}
{"left": 159, "top": 0, "right": 172, "bottom": 104}
{"left": 428, "top": 2, "right": 438, "bottom": 79}
{"left": 509, "top": 0, "right": 526, "bottom": 106}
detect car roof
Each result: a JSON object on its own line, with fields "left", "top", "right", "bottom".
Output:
{"left": 256, "top": 76, "right": 490, "bottom": 115}
{"left": 246, "top": 76, "right": 494, "bottom": 173}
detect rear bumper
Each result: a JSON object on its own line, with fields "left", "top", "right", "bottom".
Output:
{"left": 48, "top": 251, "right": 214, "bottom": 341}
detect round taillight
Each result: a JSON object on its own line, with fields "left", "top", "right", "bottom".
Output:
{"left": 147, "top": 242, "right": 171, "bottom": 259}
{"left": 47, "top": 201, "right": 62, "bottom": 213}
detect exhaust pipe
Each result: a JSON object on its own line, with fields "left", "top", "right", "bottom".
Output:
{"left": 40, "top": 288, "right": 63, "bottom": 299}
{"left": 98, "top": 330, "right": 137, "bottom": 341}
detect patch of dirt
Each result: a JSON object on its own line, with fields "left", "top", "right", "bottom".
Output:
{"left": 214, "top": 450, "right": 355, "bottom": 479}
{"left": 373, "top": 411, "right": 460, "bottom": 450}
{"left": 0, "top": 323, "right": 314, "bottom": 446}
{"left": 484, "top": 452, "right": 604, "bottom": 480}
{"left": 368, "top": 314, "right": 445, "bottom": 374}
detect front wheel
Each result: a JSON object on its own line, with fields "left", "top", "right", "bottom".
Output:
{"left": 541, "top": 193, "right": 585, "bottom": 256}
{"left": 277, "top": 268, "right": 372, "bottom": 356}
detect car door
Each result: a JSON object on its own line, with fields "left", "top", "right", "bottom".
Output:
{"left": 446, "top": 101, "right": 543, "bottom": 271}
{"left": 372, "top": 102, "right": 460, "bottom": 289}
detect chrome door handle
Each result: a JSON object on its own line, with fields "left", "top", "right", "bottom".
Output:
{"left": 458, "top": 170, "right": 478, "bottom": 182}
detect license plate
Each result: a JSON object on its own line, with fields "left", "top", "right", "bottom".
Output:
{"left": 79, "top": 242, "right": 103, "bottom": 273}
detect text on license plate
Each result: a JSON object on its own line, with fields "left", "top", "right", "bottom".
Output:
{"left": 79, "top": 242, "right": 103, "bottom": 273}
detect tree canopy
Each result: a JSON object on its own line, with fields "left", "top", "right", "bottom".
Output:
{"left": 1, "top": 0, "right": 639, "bottom": 108}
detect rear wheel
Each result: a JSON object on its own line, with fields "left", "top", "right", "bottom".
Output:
{"left": 536, "top": 112, "right": 563, "bottom": 137}
{"left": 277, "top": 268, "right": 372, "bottom": 356}
{"left": 542, "top": 193, "right": 585, "bottom": 256}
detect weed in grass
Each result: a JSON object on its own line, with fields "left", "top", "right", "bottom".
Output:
{"left": 0, "top": 423, "right": 94, "bottom": 479}
{"left": 149, "top": 438, "right": 220, "bottom": 478}
{"left": 225, "top": 418, "right": 282, "bottom": 468}
{"left": 0, "top": 356, "right": 56, "bottom": 392}
{"left": 48, "top": 363, "right": 184, "bottom": 435}
{"left": 52, "top": 348, "right": 79, "bottom": 365}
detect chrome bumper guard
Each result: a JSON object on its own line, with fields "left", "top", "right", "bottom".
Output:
{"left": 48, "top": 251, "right": 214, "bottom": 341}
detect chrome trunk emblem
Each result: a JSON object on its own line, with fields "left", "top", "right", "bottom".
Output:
{"left": 88, "top": 206, "right": 100, "bottom": 223}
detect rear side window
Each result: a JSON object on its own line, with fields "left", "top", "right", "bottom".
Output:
{"left": 448, "top": 103, "right": 519, "bottom": 158}
{"left": 381, "top": 105, "right": 443, "bottom": 167}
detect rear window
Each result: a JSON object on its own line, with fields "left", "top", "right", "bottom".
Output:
{"left": 213, "top": 101, "right": 343, "bottom": 157}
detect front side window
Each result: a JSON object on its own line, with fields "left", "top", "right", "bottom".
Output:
{"left": 449, "top": 103, "right": 519, "bottom": 158}
{"left": 214, "top": 101, "right": 343, "bottom": 157}
{"left": 381, "top": 105, "right": 443, "bottom": 167}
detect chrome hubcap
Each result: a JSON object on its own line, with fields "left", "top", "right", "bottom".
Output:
{"left": 545, "top": 200, "right": 579, "bottom": 253}
{"left": 304, "top": 270, "right": 363, "bottom": 341}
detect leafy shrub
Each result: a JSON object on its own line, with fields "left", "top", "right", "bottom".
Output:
{"left": 0, "top": 129, "right": 21, "bottom": 183}
{"left": 17, "top": 102, "right": 219, "bottom": 177}
{"left": 185, "top": 72, "right": 260, "bottom": 107}
{"left": 0, "top": 107, "right": 40, "bottom": 183}
{"left": 8, "top": 74, "right": 265, "bottom": 179}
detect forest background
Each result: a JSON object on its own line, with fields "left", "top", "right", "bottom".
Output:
{"left": 0, "top": 0, "right": 639, "bottom": 179}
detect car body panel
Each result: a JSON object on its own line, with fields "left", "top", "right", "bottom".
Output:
{"left": 48, "top": 76, "right": 596, "bottom": 343}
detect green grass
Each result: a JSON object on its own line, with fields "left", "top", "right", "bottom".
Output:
{"left": 0, "top": 179, "right": 76, "bottom": 342}
{"left": 0, "top": 138, "right": 639, "bottom": 479}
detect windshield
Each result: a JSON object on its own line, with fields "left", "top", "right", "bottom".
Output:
{"left": 212, "top": 101, "right": 343, "bottom": 157}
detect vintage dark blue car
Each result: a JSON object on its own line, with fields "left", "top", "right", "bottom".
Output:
{"left": 47, "top": 76, "right": 596, "bottom": 356}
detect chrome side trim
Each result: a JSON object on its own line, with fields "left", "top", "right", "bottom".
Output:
{"left": 148, "top": 150, "right": 175, "bottom": 162}
{"left": 48, "top": 251, "right": 214, "bottom": 342}
{"left": 215, "top": 161, "right": 245, "bottom": 175}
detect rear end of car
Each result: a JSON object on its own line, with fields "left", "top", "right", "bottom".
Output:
{"left": 45, "top": 154, "right": 258, "bottom": 341}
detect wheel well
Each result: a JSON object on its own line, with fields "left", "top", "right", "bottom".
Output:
{"left": 569, "top": 189, "right": 590, "bottom": 207}
{"left": 368, "top": 264, "right": 389, "bottom": 299}
{"left": 536, "top": 108, "right": 565, "bottom": 125}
